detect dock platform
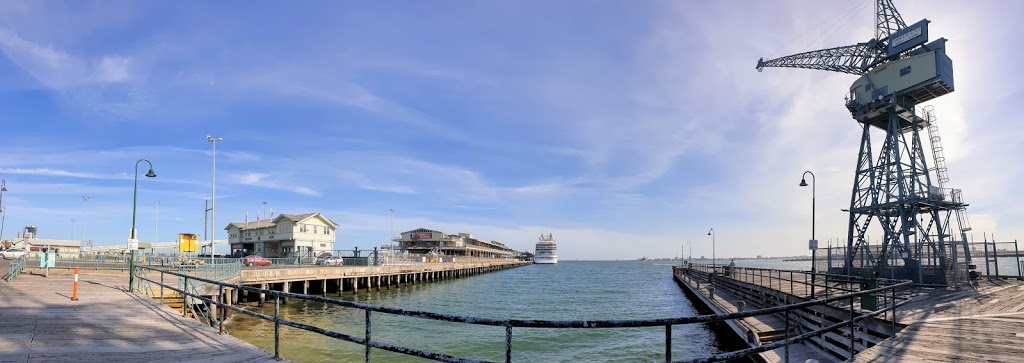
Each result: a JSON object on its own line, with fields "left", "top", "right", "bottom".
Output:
{"left": 676, "top": 265, "right": 1024, "bottom": 362}
{"left": 0, "top": 268, "right": 281, "bottom": 363}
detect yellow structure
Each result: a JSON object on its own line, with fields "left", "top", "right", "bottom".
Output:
{"left": 178, "top": 233, "right": 198, "bottom": 253}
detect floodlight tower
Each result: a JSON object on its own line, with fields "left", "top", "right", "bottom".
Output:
{"left": 756, "top": 0, "right": 973, "bottom": 284}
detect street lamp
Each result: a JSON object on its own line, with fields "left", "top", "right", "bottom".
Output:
{"left": 206, "top": 135, "right": 223, "bottom": 254}
{"left": 0, "top": 206, "right": 6, "bottom": 243}
{"left": 0, "top": 179, "right": 7, "bottom": 241}
{"left": 707, "top": 228, "right": 716, "bottom": 271}
{"left": 129, "top": 159, "right": 157, "bottom": 292}
{"left": 82, "top": 196, "right": 89, "bottom": 250}
{"left": 800, "top": 170, "right": 817, "bottom": 298}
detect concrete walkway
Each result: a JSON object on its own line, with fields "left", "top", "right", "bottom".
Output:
{"left": 0, "top": 268, "right": 281, "bottom": 362}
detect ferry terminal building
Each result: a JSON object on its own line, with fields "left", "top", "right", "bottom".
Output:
{"left": 394, "top": 228, "right": 518, "bottom": 258}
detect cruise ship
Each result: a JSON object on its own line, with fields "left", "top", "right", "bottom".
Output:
{"left": 534, "top": 233, "right": 557, "bottom": 264}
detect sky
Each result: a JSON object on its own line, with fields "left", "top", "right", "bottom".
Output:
{"left": 1, "top": 0, "right": 1022, "bottom": 260}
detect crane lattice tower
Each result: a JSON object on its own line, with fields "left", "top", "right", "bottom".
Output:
{"left": 756, "top": 0, "right": 973, "bottom": 285}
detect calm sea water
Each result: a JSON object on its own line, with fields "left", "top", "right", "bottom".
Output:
{"left": 224, "top": 261, "right": 719, "bottom": 362}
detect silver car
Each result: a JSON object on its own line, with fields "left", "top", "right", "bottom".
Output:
{"left": 317, "top": 256, "right": 344, "bottom": 266}
{"left": 1, "top": 248, "right": 26, "bottom": 260}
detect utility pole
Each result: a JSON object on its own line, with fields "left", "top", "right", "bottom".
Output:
{"left": 82, "top": 196, "right": 89, "bottom": 251}
{"left": 206, "top": 135, "right": 223, "bottom": 255}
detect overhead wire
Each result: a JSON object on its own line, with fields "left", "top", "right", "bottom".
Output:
{"left": 775, "top": 0, "right": 870, "bottom": 57}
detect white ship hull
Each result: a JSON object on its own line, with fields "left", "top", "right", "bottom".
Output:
{"left": 534, "top": 233, "right": 558, "bottom": 264}
{"left": 534, "top": 256, "right": 557, "bottom": 264}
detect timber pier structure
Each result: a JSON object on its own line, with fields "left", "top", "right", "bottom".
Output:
{"left": 676, "top": 264, "right": 1024, "bottom": 362}
{"left": 228, "top": 260, "right": 531, "bottom": 305}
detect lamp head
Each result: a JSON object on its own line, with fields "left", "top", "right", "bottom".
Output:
{"left": 799, "top": 178, "right": 808, "bottom": 187}
{"left": 707, "top": 232, "right": 711, "bottom": 236}
{"left": 145, "top": 169, "right": 157, "bottom": 178}
{"left": 1, "top": 186, "right": 5, "bottom": 192}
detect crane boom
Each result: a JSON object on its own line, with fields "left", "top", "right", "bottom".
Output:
{"left": 875, "top": 0, "right": 907, "bottom": 39}
{"left": 755, "top": 0, "right": 908, "bottom": 76}
{"left": 755, "top": 42, "right": 885, "bottom": 75}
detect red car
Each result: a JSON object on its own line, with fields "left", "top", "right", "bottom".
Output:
{"left": 244, "top": 255, "right": 272, "bottom": 267}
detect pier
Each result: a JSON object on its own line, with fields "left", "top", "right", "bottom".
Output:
{"left": 675, "top": 264, "right": 1024, "bottom": 362}
{"left": 227, "top": 260, "right": 531, "bottom": 305}
{"left": 2, "top": 257, "right": 529, "bottom": 362}
{"left": 0, "top": 268, "right": 280, "bottom": 363}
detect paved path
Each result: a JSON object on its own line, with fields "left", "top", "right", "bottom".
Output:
{"left": 0, "top": 269, "right": 281, "bottom": 362}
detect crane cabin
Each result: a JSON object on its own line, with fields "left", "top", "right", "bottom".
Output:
{"left": 846, "top": 20, "right": 955, "bottom": 129}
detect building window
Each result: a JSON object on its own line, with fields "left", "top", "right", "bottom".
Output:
{"left": 320, "top": 243, "right": 326, "bottom": 248}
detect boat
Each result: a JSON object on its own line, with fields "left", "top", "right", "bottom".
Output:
{"left": 534, "top": 233, "right": 558, "bottom": 264}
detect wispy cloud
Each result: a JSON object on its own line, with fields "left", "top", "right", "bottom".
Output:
{"left": 0, "top": 167, "right": 123, "bottom": 180}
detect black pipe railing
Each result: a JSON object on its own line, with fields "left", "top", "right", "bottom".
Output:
{"left": 135, "top": 265, "right": 911, "bottom": 363}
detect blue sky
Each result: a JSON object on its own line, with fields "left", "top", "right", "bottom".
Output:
{"left": 1, "top": 1, "right": 1022, "bottom": 260}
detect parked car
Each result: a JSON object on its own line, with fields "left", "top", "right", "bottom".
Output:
{"left": 244, "top": 255, "right": 272, "bottom": 267}
{"left": 1, "top": 248, "right": 26, "bottom": 260}
{"left": 317, "top": 256, "right": 344, "bottom": 266}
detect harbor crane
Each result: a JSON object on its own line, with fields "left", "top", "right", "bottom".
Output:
{"left": 757, "top": 0, "right": 973, "bottom": 285}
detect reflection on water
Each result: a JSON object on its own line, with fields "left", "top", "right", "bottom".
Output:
{"left": 225, "top": 261, "right": 717, "bottom": 362}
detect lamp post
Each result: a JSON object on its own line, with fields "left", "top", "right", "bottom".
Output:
{"left": 707, "top": 228, "right": 716, "bottom": 271}
{"left": 800, "top": 170, "right": 817, "bottom": 298}
{"left": 0, "top": 206, "right": 6, "bottom": 243}
{"left": 82, "top": 196, "right": 89, "bottom": 250}
{"left": 128, "top": 159, "right": 157, "bottom": 292}
{"left": 206, "top": 135, "right": 223, "bottom": 255}
{"left": 688, "top": 241, "right": 692, "bottom": 262}
{"left": 0, "top": 179, "right": 7, "bottom": 241}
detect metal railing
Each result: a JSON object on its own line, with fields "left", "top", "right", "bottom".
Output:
{"left": 4, "top": 254, "right": 27, "bottom": 282}
{"left": 135, "top": 265, "right": 911, "bottom": 362}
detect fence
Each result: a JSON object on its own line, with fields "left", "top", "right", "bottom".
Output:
{"left": 809, "top": 239, "right": 1022, "bottom": 285}
{"left": 135, "top": 265, "right": 911, "bottom": 362}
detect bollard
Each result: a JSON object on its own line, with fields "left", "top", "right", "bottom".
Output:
{"left": 737, "top": 300, "right": 746, "bottom": 312}
{"left": 707, "top": 286, "right": 715, "bottom": 299}
{"left": 71, "top": 265, "right": 80, "bottom": 301}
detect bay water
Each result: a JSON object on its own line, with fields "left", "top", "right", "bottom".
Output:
{"left": 224, "top": 260, "right": 720, "bottom": 362}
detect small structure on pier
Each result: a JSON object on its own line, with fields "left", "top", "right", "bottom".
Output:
{"left": 225, "top": 212, "right": 339, "bottom": 258}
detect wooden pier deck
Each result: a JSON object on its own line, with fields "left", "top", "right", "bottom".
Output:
{"left": 677, "top": 265, "right": 1024, "bottom": 362}
{"left": 0, "top": 268, "right": 280, "bottom": 363}
{"left": 854, "top": 278, "right": 1024, "bottom": 362}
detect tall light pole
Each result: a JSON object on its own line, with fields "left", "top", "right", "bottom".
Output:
{"left": 82, "top": 196, "right": 89, "bottom": 250}
{"left": 688, "top": 241, "right": 692, "bottom": 262}
{"left": 129, "top": 159, "right": 157, "bottom": 292}
{"left": 707, "top": 228, "right": 716, "bottom": 271}
{"left": 0, "top": 206, "right": 6, "bottom": 243}
{"left": 0, "top": 179, "right": 7, "bottom": 241}
{"left": 206, "top": 135, "right": 223, "bottom": 254}
{"left": 800, "top": 171, "right": 817, "bottom": 298}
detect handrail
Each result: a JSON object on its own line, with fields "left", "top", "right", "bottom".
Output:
{"left": 4, "top": 254, "right": 27, "bottom": 282}
{"left": 135, "top": 265, "right": 911, "bottom": 362}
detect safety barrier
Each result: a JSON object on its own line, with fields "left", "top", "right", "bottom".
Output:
{"left": 135, "top": 265, "right": 911, "bottom": 362}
